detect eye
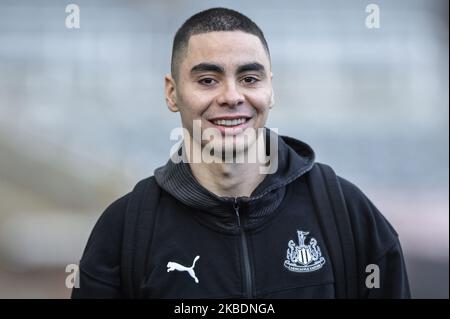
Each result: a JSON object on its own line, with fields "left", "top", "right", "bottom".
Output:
{"left": 242, "top": 76, "right": 259, "bottom": 84}
{"left": 199, "top": 78, "right": 217, "bottom": 86}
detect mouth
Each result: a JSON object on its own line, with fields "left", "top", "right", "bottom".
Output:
{"left": 207, "top": 116, "right": 253, "bottom": 135}
{"left": 211, "top": 117, "right": 249, "bottom": 126}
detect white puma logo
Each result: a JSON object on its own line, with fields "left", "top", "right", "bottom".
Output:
{"left": 167, "top": 255, "right": 200, "bottom": 283}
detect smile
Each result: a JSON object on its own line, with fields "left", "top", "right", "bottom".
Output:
{"left": 207, "top": 116, "right": 253, "bottom": 135}
{"left": 212, "top": 118, "right": 248, "bottom": 126}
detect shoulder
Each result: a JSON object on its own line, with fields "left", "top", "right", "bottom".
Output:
{"left": 81, "top": 176, "right": 159, "bottom": 256}
{"left": 337, "top": 175, "right": 399, "bottom": 262}
{"left": 92, "top": 193, "right": 130, "bottom": 236}
{"left": 90, "top": 176, "right": 159, "bottom": 234}
{"left": 80, "top": 192, "right": 131, "bottom": 264}
{"left": 78, "top": 176, "right": 159, "bottom": 284}
{"left": 336, "top": 176, "right": 411, "bottom": 297}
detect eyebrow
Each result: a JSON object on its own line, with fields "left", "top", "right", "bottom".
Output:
{"left": 190, "top": 62, "right": 266, "bottom": 76}
{"left": 191, "top": 63, "right": 225, "bottom": 75}
{"left": 236, "top": 62, "right": 266, "bottom": 74}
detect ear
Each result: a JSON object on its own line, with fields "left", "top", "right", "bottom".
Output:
{"left": 165, "top": 75, "right": 179, "bottom": 112}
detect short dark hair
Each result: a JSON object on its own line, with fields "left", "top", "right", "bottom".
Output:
{"left": 171, "top": 7, "right": 270, "bottom": 81}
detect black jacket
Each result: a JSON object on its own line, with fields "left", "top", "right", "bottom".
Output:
{"left": 72, "top": 133, "right": 411, "bottom": 298}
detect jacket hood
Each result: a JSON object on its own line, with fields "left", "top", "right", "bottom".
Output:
{"left": 154, "top": 128, "right": 315, "bottom": 231}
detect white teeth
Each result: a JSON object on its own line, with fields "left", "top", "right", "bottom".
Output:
{"left": 213, "top": 118, "right": 247, "bottom": 126}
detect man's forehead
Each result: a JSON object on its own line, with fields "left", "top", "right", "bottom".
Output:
{"left": 183, "top": 31, "right": 270, "bottom": 68}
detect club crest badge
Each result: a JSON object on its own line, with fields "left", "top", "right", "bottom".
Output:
{"left": 284, "top": 230, "right": 326, "bottom": 273}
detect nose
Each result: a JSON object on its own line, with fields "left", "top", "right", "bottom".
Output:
{"left": 216, "top": 81, "right": 244, "bottom": 107}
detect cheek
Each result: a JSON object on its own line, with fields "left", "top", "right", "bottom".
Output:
{"left": 178, "top": 89, "right": 212, "bottom": 116}
{"left": 246, "top": 90, "right": 272, "bottom": 113}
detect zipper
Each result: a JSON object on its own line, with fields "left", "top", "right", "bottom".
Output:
{"left": 234, "top": 197, "right": 253, "bottom": 299}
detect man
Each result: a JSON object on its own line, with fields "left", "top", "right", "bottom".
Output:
{"left": 72, "top": 8, "right": 411, "bottom": 299}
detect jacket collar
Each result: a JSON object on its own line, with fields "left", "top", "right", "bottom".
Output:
{"left": 154, "top": 128, "right": 315, "bottom": 232}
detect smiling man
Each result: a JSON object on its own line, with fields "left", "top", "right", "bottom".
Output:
{"left": 72, "top": 8, "right": 411, "bottom": 299}
{"left": 165, "top": 27, "right": 276, "bottom": 196}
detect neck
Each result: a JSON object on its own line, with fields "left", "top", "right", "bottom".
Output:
{"left": 186, "top": 138, "right": 267, "bottom": 198}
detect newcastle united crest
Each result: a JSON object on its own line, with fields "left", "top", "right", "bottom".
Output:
{"left": 284, "top": 230, "right": 326, "bottom": 273}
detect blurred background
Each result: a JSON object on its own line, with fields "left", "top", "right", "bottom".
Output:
{"left": 0, "top": 0, "right": 448, "bottom": 298}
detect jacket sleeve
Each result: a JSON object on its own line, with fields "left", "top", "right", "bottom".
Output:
{"left": 71, "top": 194, "right": 130, "bottom": 299}
{"left": 339, "top": 176, "right": 411, "bottom": 299}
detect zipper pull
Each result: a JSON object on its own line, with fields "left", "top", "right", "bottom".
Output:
{"left": 233, "top": 197, "right": 241, "bottom": 227}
